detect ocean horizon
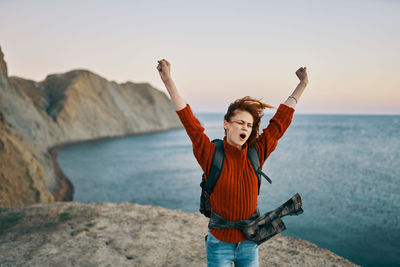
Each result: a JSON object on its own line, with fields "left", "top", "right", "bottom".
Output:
{"left": 57, "top": 112, "right": 400, "bottom": 267}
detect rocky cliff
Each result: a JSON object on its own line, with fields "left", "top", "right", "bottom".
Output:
{"left": 0, "top": 46, "right": 181, "bottom": 207}
{"left": 0, "top": 201, "right": 359, "bottom": 266}
{"left": 0, "top": 110, "right": 54, "bottom": 207}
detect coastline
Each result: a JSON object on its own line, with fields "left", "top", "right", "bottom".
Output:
{"left": 49, "top": 127, "right": 183, "bottom": 201}
{"left": 49, "top": 145, "right": 74, "bottom": 201}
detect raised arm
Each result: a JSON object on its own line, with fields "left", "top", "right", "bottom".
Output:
{"left": 255, "top": 67, "right": 309, "bottom": 165}
{"left": 157, "top": 59, "right": 186, "bottom": 111}
{"left": 283, "top": 67, "right": 308, "bottom": 108}
{"left": 157, "top": 59, "right": 215, "bottom": 177}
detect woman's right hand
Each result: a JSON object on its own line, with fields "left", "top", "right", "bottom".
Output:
{"left": 157, "top": 59, "right": 172, "bottom": 83}
{"left": 156, "top": 59, "right": 186, "bottom": 111}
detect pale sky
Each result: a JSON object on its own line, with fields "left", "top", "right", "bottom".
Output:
{"left": 1, "top": 0, "right": 399, "bottom": 114}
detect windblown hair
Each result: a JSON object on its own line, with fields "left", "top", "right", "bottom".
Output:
{"left": 224, "top": 96, "right": 274, "bottom": 146}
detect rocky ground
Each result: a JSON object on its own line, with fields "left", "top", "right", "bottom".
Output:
{"left": 0, "top": 202, "right": 359, "bottom": 267}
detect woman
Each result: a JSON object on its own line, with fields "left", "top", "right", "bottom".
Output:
{"left": 157, "top": 59, "right": 308, "bottom": 267}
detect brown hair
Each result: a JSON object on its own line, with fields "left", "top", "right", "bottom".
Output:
{"left": 224, "top": 96, "right": 274, "bottom": 146}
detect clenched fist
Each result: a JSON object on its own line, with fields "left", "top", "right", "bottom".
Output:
{"left": 295, "top": 67, "right": 308, "bottom": 84}
{"left": 157, "top": 59, "right": 172, "bottom": 83}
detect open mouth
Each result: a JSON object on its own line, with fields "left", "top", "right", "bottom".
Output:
{"left": 240, "top": 133, "right": 246, "bottom": 140}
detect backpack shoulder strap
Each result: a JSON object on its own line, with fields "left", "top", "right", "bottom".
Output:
{"left": 247, "top": 144, "right": 272, "bottom": 194}
{"left": 204, "top": 139, "right": 225, "bottom": 195}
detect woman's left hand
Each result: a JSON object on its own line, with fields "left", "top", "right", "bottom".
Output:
{"left": 295, "top": 67, "right": 308, "bottom": 84}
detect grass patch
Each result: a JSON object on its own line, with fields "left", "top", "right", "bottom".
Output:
{"left": 58, "top": 210, "right": 73, "bottom": 222}
{"left": 0, "top": 212, "right": 24, "bottom": 234}
{"left": 58, "top": 206, "right": 75, "bottom": 222}
{"left": 44, "top": 220, "right": 57, "bottom": 227}
{"left": 1, "top": 205, "right": 98, "bottom": 237}
{"left": 70, "top": 227, "right": 89, "bottom": 236}
{"left": 85, "top": 222, "right": 96, "bottom": 228}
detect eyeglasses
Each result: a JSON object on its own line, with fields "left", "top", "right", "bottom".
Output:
{"left": 230, "top": 120, "right": 253, "bottom": 128}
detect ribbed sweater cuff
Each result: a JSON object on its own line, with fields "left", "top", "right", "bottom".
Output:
{"left": 176, "top": 104, "right": 204, "bottom": 131}
{"left": 274, "top": 104, "right": 295, "bottom": 128}
{"left": 176, "top": 104, "right": 190, "bottom": 116}
{"left": 279, "top": 103, "right": 295, "bottom": 113}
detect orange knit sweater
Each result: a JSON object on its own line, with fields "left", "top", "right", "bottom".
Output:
{"left": 176, "top": 103, "right": 295, "bottom": 243}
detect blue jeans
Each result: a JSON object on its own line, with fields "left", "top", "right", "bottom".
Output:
{"left": 206, "top": 231, "right": 259, "bottom": 267}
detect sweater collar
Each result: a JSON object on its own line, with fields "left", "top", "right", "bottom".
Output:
{"left": 223, "top": 136, "right": 248, "bottom": 159}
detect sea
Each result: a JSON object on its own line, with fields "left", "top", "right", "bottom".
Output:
{"left": 56, "top": 112, "right": 400, "bottom": 267}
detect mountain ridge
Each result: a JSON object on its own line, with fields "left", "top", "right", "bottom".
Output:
{"left": 0, "top": 46, "right": 181, "bottom": 207}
